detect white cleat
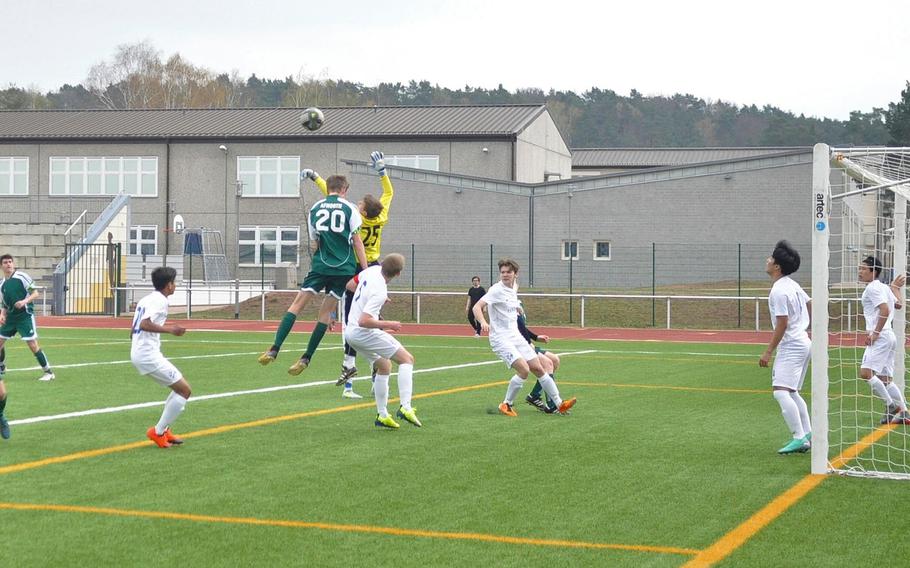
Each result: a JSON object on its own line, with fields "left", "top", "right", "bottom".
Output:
{"left": 341, "top": 389, "right": 363, "bottom": 399}
{"left": 39, "top": 372, "right": 55, "bottom": 382}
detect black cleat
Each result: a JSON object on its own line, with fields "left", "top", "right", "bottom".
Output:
{"left": 336, "top": 365, "right": 358, "bottom": 386}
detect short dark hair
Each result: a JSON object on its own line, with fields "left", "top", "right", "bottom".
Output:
{"left": 361, "top": 194, "right": 384, "bottom": 219}
{"left": 151, "top": 266, "right": 177, "bottom": 291}
{"left": 0, "top": 254, "right": 12, "bottom": 263}
{"left": 471, "top": 276, "right": 480, "bottom": 282}
{"left": 772, "top": 240, "right": 801, "bottom": 276}
{"left": 862, "top": 255, "right": 883, "bottom": 278}
{"left": 326, "top": 175, "right": 349, "bottom": 194}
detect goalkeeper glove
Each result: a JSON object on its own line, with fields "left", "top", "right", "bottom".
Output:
{"left": 370, "top": 151, "right": 386, "bottom": 176}
{"left": 300, "top": 168, "right": 319, "bottom": 181}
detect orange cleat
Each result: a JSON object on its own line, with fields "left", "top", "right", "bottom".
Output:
{"left": 498, "top": 402, "right": 518, "bottom": 417}
{"left": 558, "top": 397, "right": 577, "bottom": 415}
{"left": 164, "top": 428, "right": 184, "bottom": 445}
{"left": 146, "top": 426, "right": 171, "bottom": 448}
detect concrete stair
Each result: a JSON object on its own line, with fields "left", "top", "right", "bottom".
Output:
{"left": 0, "top": 223, "right": 69, "bottom": 309}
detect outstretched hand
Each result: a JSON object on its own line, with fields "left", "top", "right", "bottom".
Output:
{"left": 370, "top": 151, "right": 386, "bottom": 176}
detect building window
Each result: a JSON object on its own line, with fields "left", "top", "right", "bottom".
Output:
{"left": 384, "top": 155, "right": 440, "bottom": 171}
{"left": 49, "top": 157, "right": 157, "bottom": 197}
{"left": 239, "top": 226, "right": 299, "bottom": 266}
{"left": 129, "top": 225, "right": 158, "bottom": 255}
{"left": 593, "top": 241, "right": 611, "bottom": 260}
{"left": 237, "top": 156, "right": 300, "bottom": 197}
{"left": 561, "top": 240, "right": 579, "bottom": 261}
{"left": 0, "top": 157, "right": 28, "bottom": 196}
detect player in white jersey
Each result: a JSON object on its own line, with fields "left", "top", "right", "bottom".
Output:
{"left": 759, "top": 241, "right": 812, "bottom": 455}
{"left": 343, "top": 253, "right": 421, "bottom": 428}
{"left": 858, "top": 256, "right": 910, "bottom": 425}
{"left": 472, "top": 258, "right": 576, "bottom": 417}
{"left": 130, "top": 266, "right": 192, "bottom": 448}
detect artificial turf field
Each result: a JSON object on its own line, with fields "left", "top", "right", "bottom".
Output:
{"left": 1, "top": 326, "right": 909, "bottom": 567}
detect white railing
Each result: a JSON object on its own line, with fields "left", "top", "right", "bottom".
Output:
{"left": 115, "top": 286, "right": 771, "bottom": 330}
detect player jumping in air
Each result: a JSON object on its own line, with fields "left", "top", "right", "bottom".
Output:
{"left": 258, "top": 174, "right": 368, "bottom": 374}
{"left": 301, "top": 151, "right": 392, "bottom": 398}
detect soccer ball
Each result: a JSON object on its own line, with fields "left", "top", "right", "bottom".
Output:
{"left": 300, "top": 107, "right": 324, "bottom": 131}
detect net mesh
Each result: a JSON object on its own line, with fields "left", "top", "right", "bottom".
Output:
{"left": 824, "top": 147, "right": 910, "bottom": 479}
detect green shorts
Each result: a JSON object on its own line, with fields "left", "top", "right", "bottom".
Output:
{"left": 299, "top": 272, "right": 352, "bottom": 299}
{"left": 0, "top": 314, "right": 38, "bottom": 341}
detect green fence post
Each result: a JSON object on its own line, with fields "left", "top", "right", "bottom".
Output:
{"left": 489, "top": 244, "right": 494, "bottom": 287}
{"left": 568, "top": 254, "right": 574, "bottom": 324}
{"left": 651, "top": 243, "right": 656, "bottom": 327}
{"left": 411, "top": 243, "right": 416, "bottom": 321}
{"left": 737, "top": 243, "right": 742, "bottom": 328}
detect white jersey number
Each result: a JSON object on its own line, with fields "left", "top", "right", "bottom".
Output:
{"left": 314, "top": 209, "right": 346, "bottom": 233}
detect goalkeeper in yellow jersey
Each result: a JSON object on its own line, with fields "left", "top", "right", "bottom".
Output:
{"left": 301, "top": 150, "right": 394, "bottom": 398}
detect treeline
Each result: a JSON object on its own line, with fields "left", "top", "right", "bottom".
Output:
{"left": 3, "top": 41, "right": 909, "bottom": 147}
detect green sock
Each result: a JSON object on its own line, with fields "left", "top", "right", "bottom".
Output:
{"left": 530, "top": 380, "right": 543, "bottom": 399}
{"left": 304, "top": 322, "right": 329, "bottom": 359}
{"left": 273, "top": 312, "right": 298, "bottom": 351}
{"left": 35, "top": 350, "right": 49, "bottom": 369}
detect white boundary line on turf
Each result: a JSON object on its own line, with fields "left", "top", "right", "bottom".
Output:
{"left": 9, "top": 350, "right": 597, "bottom": 426}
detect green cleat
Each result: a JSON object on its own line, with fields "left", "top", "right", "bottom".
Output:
{"left": 396, "top": 406, "right": 422, "bottom": 427}
{"left": 0, "top": 414, "right": 10, "bottom": 440}
{"left": 374, "top": 414, "right": 400, "bottom": 429}
{"left": 778, "top": 437, "right": 810, "bottom": 455}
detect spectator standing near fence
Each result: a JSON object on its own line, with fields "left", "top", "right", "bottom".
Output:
{"left": 466, "top": 276, "right": 485, "bottom": 337}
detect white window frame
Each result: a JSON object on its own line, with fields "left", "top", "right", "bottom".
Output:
{"left": 383, "top": 154, "right": 440, "bottom": 171}
{"left": 128, "top": 225, "right": 159, "bottom": 256}
{"left": 561, "top": 240, "right": 579, "bottom": 261}
{"left": 593, "top": 240, "right": 612, "bottom": 261}
{"left": 239, "top": 226, "right": 300, "bottom": 266}
{"left": 49, "top": 157, "right": 157, "bottom": 197}
{"left": 237, "top": 156, "right": 300, "bottom": 197}
{"left": 0, "top": 157, "right": 29, "bottom": 196}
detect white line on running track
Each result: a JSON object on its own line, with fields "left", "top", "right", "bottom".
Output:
{"left": 8, "top": 350, "right": 597, "bottom": 426}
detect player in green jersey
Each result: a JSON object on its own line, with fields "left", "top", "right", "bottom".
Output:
{"left": 257, "top": 175, "right": 368, "bottom": 375}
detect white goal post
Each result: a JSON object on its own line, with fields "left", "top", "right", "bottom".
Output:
{"left": 812, "top": 143, "right": 910, "bottom": 479}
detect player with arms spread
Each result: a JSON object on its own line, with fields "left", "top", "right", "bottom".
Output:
{"left": 302, "top": 151, "right": 392, "bottom": 397}
{"left": 258, "top": 174, "right": 368, "bottom": 375}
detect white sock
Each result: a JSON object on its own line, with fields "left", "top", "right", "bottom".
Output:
{"left": 504, "top": 375, "right": 524, "bottom": 405}
{"left": 374, "top": 374, "right": 390, "bottom": 418}
{"left": 536, "top": 374, "right": 562, "bottom": 407}
{"left": 343, "top": 355, "right": 355, "bottom": 368}
{"left": 397, "top": 363, "right": 414, "bottom": 411}
{"left": 156, "top": 391, "right": 187, "bottom": 435}
{"left": 885, "top": 382, "right": 907, "bottom": 410}
{"left": 789, "top": 391, "right": 811, "bottom": 436}
{"left": 773, "top": 390, "right": 805, "bottom": 439}
{"left": 868, "top": 377, "right": 893, "bottom": 405}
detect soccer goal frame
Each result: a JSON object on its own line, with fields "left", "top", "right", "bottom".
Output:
{"left": 811, "top": 143, "right": 910, "bottom": 479}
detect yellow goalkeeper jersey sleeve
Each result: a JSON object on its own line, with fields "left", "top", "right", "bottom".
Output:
{"left": 360, "top": 174, "right": 394, "bottom": 263}
{"left": 314, "top": 176, "right": 328, "bottom": 196}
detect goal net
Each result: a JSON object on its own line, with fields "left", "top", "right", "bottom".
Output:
{"left": 812, "top": 143, "right": 910, "bottom": 479}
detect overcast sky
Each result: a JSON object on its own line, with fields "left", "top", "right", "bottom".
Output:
{"left": 2, "top": 0, "right": 908, "bottom": 120}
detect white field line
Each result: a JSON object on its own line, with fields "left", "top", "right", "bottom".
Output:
{"left": 8, "top": 350, "right": 597, "bottom": 427}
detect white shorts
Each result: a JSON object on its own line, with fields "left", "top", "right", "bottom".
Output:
{"left": 133, "top": 355, "right": 183, "bottom": 387}
{"left": 344, "top": 327, "right": 402, "bottom": 364}
{"left": 490, "top": 332, "right": 538, "bottom": 368}
{"left": 861, "top": 329, "right": 896, "bottom": 377}
{"left": 772, "top": 339, "right": 810, "bottom": 390}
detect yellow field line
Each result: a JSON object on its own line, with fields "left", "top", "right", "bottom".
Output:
{"left": 682, "top": 425, "right": 897, "bottom": 568}
{"left": 559, "top": 381, "right": 767, "bottom": 395}
{"left": 0, "top": 381, "right": 505, "bottom": 477}
{"left": 0, "top": 501, "right": 699, "bottom": 556}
